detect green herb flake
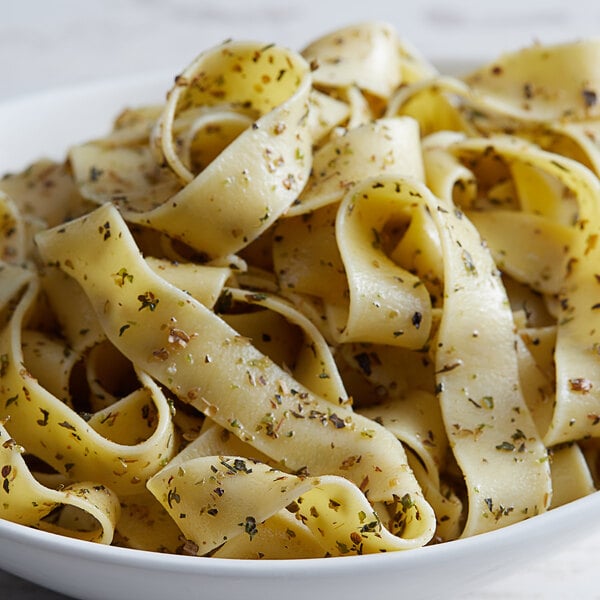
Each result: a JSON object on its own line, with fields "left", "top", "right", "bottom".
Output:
{"left": 167, "top": 488, "right": 181, "bottom": 508}
{"left": 55, "top": 418, "right": 75, "bottom": 431}
{"left": 37, "top": 408, "right": 49, "bottom": 427}
{"left": 113, "top": 267, "right": 134, "bottom": 287}
{"left": 495, "top": 441, "right": 515, "bottom": 452}
{"left": 240, "top": 516, "right": 258, "bottom": 540}
{"left": 5, "top": 394, "right": 18, "bottom": 408}
{"left": 481, "top": 396, "right": 494, "bottom": 409}
{"left": 137, "top": 291, "right": 159, "bottom": 312}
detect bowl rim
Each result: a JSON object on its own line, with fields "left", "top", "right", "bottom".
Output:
{"left": 2, "top": 489, "right": 600, "bottom": 574}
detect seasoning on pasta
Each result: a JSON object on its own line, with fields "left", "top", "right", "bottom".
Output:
{"left": 0, "top": 22, "right": 598, "bottom": 558}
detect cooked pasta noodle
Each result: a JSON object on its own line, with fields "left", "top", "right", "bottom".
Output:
{"left": 0, "top": 21, "right": 599, "bottom": 558}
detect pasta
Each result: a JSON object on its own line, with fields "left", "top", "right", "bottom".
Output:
{"left": 1, "top": 21, "right": 599, "bottom": 558}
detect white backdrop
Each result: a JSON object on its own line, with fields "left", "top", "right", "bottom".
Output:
{"left": 3, "top": 0, "right": 600, "bottom": 101}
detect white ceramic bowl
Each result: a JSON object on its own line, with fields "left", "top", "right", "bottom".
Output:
{"left": 1, "top": 72, "right": 599, "bottom": 600}
{"left": 1, "top": 491, "right": 599, "bottom": 600}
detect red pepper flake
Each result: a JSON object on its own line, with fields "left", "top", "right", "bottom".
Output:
{"left": 350, "top": 531, "right": 362, "bottom": 545}
{"left": 179, "top": 538, "right": 199, "bottom": 556}
{"left": 569, "top": 378, "right": 593, "bottom": 393}
{"left": 340, "top": 455, "right": 359, "bottom": 470}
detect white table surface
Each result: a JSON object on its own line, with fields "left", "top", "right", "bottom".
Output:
{"left": 2, "top": 1, "right": 600, "bottom": 598}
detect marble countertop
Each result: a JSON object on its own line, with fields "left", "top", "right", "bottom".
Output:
{"left": 2, "top": 1, "right": 600, "bottom": 598}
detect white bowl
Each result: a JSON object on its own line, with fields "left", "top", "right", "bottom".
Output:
{"left": 1, "top": 72, "right": 599, "bottom": 600}
{"left": 1, "top": 491, "right": 599, "bottom": 600}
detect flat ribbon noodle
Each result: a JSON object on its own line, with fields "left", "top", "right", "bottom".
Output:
{"left": 36, "top": 202, "right": 436, "bottom": 548}
{"left": 0, "top": 191, "right": 26, "bottom": 264}
{"left": 141, "top": 423, "right": 322, "bottom": 557}
{"left": 0, "top": 421, "right": 119, "bottom": 543}
{"left": 289, "top": 117, "right": 424, "bottom": 216}
{"left": 302, "top": 22, "right": 436, "bottom": 99}
{"left": 221, "top": 287, "right": 347, "bottom": 404}
{"left": 123, "top": 41, "right": 314, "bottom": 258}
{"left": 148, "top": 455, "right": 429, "bottom": 556}
{"left": 447, "top": 136, "right": 600, "bottom": 446}
{"left": 337, "top": 175, "right": 551, "bottom": 537}
{"left": 548, "top": 443, "right": 595, "bottom": 508}
{"left": 0, "top": 269, "right": 176, "bottom": 495}
{"left": 333, "top": 179, "right": 433, "bottom": 348}
{"left": 463, "top": 39, "right": 600, "bottom": 122}
{"left": 0, "top": 160, "right": 91, "bottom": 229}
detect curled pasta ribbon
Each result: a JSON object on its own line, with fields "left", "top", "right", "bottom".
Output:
{"left": 356, "top": 388, "right": 464, "bottom": 541}
{"left": 129, "top": 41, "right": 313, "bottom": 258}
{"left": 36, "top": 202, "right": 436, "bottom": 547}
{"left": 220, "top": 288, "right": 347, "bottom": 404}
{"left": 301, "top": 23, "right": 436, "bottom": 130}
{"left": 445, "top": 136, "right": 600, "bottom": 446}
{"left": 388, "top": 39, "right": 600, "bottom": 157}
{"left": 69, "top": 143, "right": 182, "bottom": 213}
{"left": 0, "top": 160, "right": 91, "bottom": 230}
{"left": 289, "top": 117, "right": 424, "bottom": 216}
{"left": 332, "top": 179, "right": 433, "bottom": 348}
{"left": 0, "top": 268, "right": 176, "bottom": 495}
{"left": 387, "top": 76, "right": 476, "bottom": 138}
{"left": 463, "top": 39, "right": 600, "bottom": 122}
{"left": 359, "top": 390, "right": 448, "bottom": 489}
{"left": 302, "top": 21, "right": 436, "bottom": 100}
{"left": 0, "top": 421, "right": 119, "bottom": 544}
{"left": 425, "top": 134, "right": 576, "bottom": 297}
{"left": 273, "top": 117, "right": 426, "bottom": 320}
{"left": 338, "top": 175, "right": 551, "bottom": 537}
{"left": 541, "top": 121, "right": 600, "bottom": 177}
{"left": 548, "top": 443, "right": 595, "bottom": 508}
{"left": 148, "top": 455, "right": 430, "bottom": 556}
{"left": 0, "top": 192, "right": 26, "bottom": 264}
{"left": 22, "top": 330, "right": 81, "bottom": 409}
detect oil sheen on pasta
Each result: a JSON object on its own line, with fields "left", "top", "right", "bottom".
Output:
{"left": 1, "top": 22, "right": 599, "bottom": 558}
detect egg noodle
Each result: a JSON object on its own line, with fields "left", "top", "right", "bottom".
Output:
{"left": 1, "top": 22, "right": 599, "bottom": 558}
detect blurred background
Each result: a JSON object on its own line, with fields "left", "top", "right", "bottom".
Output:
{"left": 3, "top": 0, "right": 600, "bottom": 101}
{"left": 2, "top": 1, "right": 600, "bottom": 598}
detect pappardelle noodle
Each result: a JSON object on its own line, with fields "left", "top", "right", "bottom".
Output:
{"left": 1, "top": 22, "right": 599, "bottom": 558}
